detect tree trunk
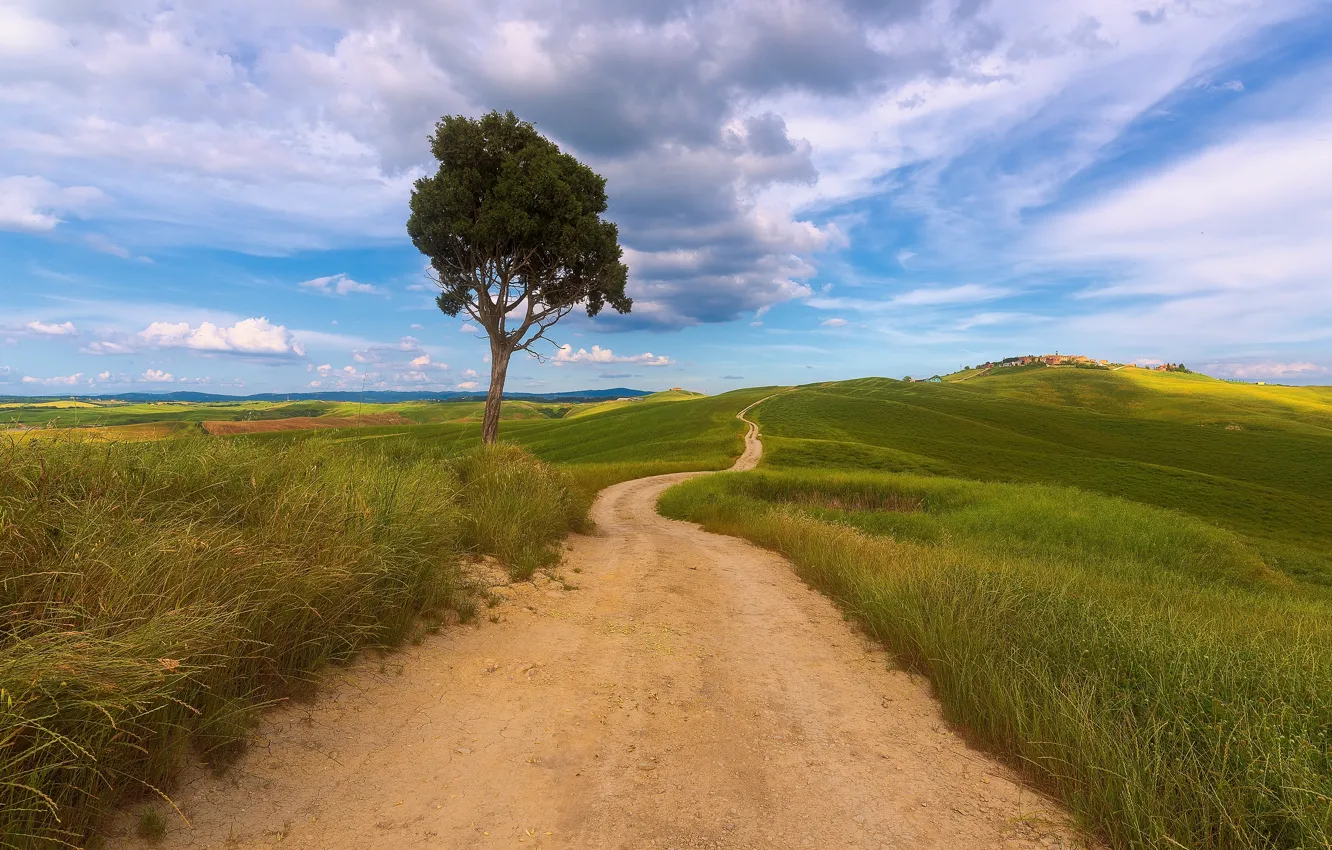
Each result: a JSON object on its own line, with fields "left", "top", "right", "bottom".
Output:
{"left": 481, "top": 344, "right": 512, "bottom": 445}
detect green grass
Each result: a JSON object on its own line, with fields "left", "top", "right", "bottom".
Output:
{"left": 0, "top": 398, "right": 584, "bottom": 430}
{"left": 0, "top": 435, "right": 584, "bottom": 848}
{"left": 755, "top": 372, "right": 1332, "bottom": 583}
{"left": 660, "top": 370, "right": 1332, "bottom": 849}
{"left": 0, "top": 385, "right": 770, "bottom": 846}
{"left": 243, "top": 386, "right": 776, "bottom": 493}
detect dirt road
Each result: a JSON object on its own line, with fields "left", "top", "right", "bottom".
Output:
{"left": 108, "top": 405, "right": 1085, "bottom": 849}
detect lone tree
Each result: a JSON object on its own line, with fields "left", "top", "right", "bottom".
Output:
{"left": 408, "top": 110, "right": 630, "bottom": 444}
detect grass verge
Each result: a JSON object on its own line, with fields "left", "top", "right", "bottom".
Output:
{"left": 0, "top": 435, "right": 581, "bottom": 848}
{"left": 660, "top": 469, "right": 1332, "bottom": 850}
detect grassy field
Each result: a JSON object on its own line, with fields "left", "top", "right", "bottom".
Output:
{"left": 755, "top": 370, "right": 1332, "bottom": 584}
{"left": 661, "top": 369, "right": 1332, "bottom": 850}
{"left": 0, "top": 386, "right": 765, "bottom": 847}
{"left": 238, "top": 386, "right": 775, "bottom": 485}
{"left": 11, "top": 369, "right": 1329, "bottom": 848}
{"left": 0, "top": 397, "right": 595, "bottom": 430}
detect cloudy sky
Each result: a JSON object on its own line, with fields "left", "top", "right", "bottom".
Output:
{"left": 2, "top": 0, "right": 1330, "bottom": 395}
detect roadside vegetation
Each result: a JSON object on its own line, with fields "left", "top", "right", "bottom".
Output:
{"left": 0, "top": 436, "right": 580, "bottom": 847}
{"left": 0, "top": 386, "right": 764, "bottom": 847}
{"left": 661, "top": 370, "right": 1332, "bottom": 850}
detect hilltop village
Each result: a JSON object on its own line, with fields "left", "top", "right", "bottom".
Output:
{"left": 907, "top": 354, "right": 1193, "bottom": 383}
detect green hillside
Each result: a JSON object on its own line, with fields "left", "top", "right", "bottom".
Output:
{"left": 244, "top": 387, "right": 776, "bottom": 496}
{"left": 662, "top": 368, "right": 1332, "bottom": 849}
{"left": 754, "top": 370, "right": 1332, "bottom": 583}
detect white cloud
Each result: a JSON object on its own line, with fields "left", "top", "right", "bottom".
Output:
{"left": 2, "top": 0, "right": 1325, "bottom": 365}
{"left": 455, "top": 381, "right": 479, "bottom": 390}
{"left": 460, "top": 323, "right": 479, "bottom": 333}
{"left": 892, "top": 285, "right": 1013, "bottom": 307}
{"left": 299, "top": 273, "right": 382, "bottom": 296}
{"left": 395, "top": 370, "right": 440, "bottom": 384}
{"left": 1208, "top": 361, "right": 1325, "bottom": 380}
{"left": 552, "top": 344, "right": 674, "bottom": 366}
{"left": 80, "top": 340, "right": 135, "bottom": 355}
{"left": 0, "top": 176, "right": 102, "bottom": 232}
{"left": 410, "top": 353, "right": 447, "bottom": 369}
{"left": 26, "top": 320, "right": 78, "bottom": 336}
{"left": 140, "top": 369, "right": 174, "bottom": 382}
{"left": 1042, "top": 119, "right": 1332, "bottom": 298}
{"left": 806, "top": 284, "right": 1014, "bottom": 314}
{"left": 85, "top": 233, "right": 132, "bottom": 258}
{"left": 463, "top": 368, "right": 479, "bottom": 379}
{"left": 138, "top": 317, "right": 305, "bottom": 357}
{"left": 820, "top": 318, "right": 848, "bottom": 327}
{"left": 21, "top": 373, "right": 83, "bottom": 386}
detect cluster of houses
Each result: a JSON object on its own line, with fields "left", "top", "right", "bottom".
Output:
{"left": 984, "top": 353, "right": 1110, "bottom": 369}
{"left": 904, "top": 353, "right": 1119, "bottom": 383}
{"left": 902, "top": 354, "right": 1197, "bottom": 384}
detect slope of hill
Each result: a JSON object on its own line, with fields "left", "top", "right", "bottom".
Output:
{"left": 753, "top": 370, "right": 1332, "bottom": 582}
{"left": 660, "top": 369, "right": 1332, "bottom": 849}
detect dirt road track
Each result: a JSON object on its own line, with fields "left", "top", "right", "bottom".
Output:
{"left": 108, "top": 402, "right": 1086, "bottom": 849}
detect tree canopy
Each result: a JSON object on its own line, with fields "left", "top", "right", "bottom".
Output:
{"left": 407, "top": 110, "right": 630, "bottom": 442}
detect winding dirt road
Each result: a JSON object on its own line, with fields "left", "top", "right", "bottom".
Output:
{"left": 109, "top": 403, "right": 1085, "bottom": 849}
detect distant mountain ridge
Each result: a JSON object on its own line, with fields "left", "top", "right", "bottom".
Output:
{"left": 1, "top": 388, "right": 655, "bottom": 404}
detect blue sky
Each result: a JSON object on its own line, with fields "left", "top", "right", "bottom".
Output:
{"left": 2, "top": 0, "right": 1331, "bottom": 395}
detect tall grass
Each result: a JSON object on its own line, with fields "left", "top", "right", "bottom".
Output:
{"left": 0, "top": 435, "right": 581, "bottom": 848}
{"left": 660, "top": 470, "right": 1332, "bottom": 849}
{"left": 452, "top": 443, "right": 582, "bottom": 578}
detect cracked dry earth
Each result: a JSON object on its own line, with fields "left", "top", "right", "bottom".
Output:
{"left": 106, "top": 414, "right": 1090, "bottom": 849}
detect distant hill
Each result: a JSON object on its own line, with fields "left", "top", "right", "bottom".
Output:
{"left": 0, "top": 388, "right": 655, "bottom": 405}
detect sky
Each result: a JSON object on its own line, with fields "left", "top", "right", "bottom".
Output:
{"left": 2, "top": 0, "right": 1331, "bottom": 396}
